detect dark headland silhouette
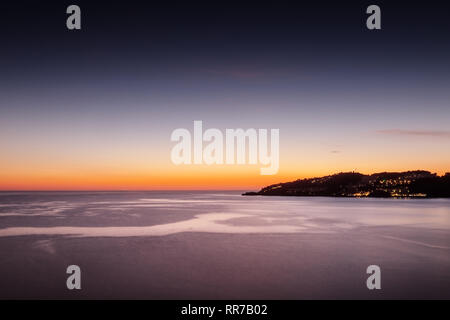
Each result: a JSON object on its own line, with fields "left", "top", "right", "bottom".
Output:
{"left": 243, "top": 171, "right": 450, "bottom": 198}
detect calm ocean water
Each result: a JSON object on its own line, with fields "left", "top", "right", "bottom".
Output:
{"left": 0, "top": 191, "right": 449, "bottom": 298}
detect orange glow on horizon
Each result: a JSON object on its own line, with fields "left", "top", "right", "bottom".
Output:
{"left": 0, "top": 164, "right": 448, "bottom": 191}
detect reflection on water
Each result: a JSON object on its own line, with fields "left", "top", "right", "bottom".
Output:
{"left": 0, "top": 191, "right": 449, "bottom": 238}
{"left": 1, "top": 191, "right": 450, "bottom": 299}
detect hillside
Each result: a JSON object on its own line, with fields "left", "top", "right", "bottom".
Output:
{"left": 243, "top": 171, "right": 450, "bottom": 198}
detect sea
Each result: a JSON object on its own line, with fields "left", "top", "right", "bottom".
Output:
{"left": 0, "top": 191, "right": 449, "bottom": 299}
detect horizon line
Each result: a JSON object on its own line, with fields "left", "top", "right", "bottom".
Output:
{"left": 1, "top": 169, "right": 448, "bottom": 192}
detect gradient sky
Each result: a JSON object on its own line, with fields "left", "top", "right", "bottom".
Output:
{"left": 1, "top": 2, "right": 449, "bottom": 190}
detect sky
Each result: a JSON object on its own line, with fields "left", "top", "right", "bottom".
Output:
{"left": 0, "top": 1, "right": 449, "bottom": 190}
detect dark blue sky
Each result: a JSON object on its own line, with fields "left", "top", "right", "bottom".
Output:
{"left": 1, "top": 1, "right": 449, "bottom": 114}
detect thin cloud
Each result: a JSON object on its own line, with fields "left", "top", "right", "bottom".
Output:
{"left": 202, "top": 68, "right": 264, "bottom": 79}
{"left": 377, "top": 129, "right": 450, "bottom": 138}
